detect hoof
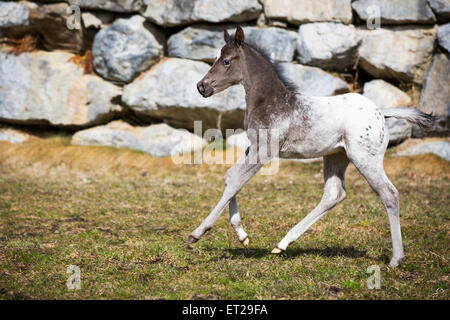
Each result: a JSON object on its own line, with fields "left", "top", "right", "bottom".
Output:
{"left": 271, "top": 247, "right": 284, "bottom": 254}
{"left": 187, "top": 235, "right": 199, "bottom": 244}
{"left": 241, "top": 237, "right": 249, "bottom": 248}
{"left": 388, "top": 256, "right": 404, "bottom": 268}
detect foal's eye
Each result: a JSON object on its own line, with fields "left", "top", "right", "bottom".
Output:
{"left": 223, "top": 59, "right": 230, "bottom": 66}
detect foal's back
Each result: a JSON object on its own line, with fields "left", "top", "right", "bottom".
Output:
{"left": 279, "top": 92, "right": 387, "bottom": 160}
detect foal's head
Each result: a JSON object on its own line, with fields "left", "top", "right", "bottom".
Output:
{"left": 197, "top": 26, "right": 246, "bottom": 98}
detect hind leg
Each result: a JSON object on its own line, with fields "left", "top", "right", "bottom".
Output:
{"left": 229, "top": 196, "right": 249, "bottom": 247}
{"left": 349, "top": 153, "right": 404, "bottom": 267}
{"left": 273, "top": 152, "right": 349, "bottom": 252}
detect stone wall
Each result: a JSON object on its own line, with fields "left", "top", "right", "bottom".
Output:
{"left": 0, "top": 0, "right": 449, "bottom": 156}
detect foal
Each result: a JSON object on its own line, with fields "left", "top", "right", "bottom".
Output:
{"left": 189, "top": 27, "right": 434, "bottom": 268}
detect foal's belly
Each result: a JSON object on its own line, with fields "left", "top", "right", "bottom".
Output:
{"left": 278, "top": 112, "right": 345, "bottom": 159}
{"left": 279, "top": 142, "right": 344, "bottom": 159}
{"left": 279, "top": 148, "right": 343, "bottom": 159}
{"left": 279, "top": 131, "right": 345, "bottom": 159}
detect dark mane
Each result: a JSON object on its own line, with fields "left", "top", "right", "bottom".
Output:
{"left": 243, "top": 41, "right": 298, "bottom": 92}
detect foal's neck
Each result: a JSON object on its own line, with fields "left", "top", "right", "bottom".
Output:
{"left": 241, "top": 45, "right": 290, "bottom": 114}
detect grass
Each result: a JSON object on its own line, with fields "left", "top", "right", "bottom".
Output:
{"left": 0, "top": 135, "right": 448, "bottom": 299}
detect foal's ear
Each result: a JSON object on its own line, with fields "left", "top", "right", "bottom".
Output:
{"left": 224, "top": 29, "right": 231, "bottom": 43}
{"left": 235, "top": 26, "right": 244, "bottom": 46}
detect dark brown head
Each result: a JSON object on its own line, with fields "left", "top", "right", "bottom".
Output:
{"left": 197, "top": 26, "right": 245, "bottom": 98}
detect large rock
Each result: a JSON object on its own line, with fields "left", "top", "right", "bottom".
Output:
{"left": 69, "top": 0, "right": 143, "bottom": 12}
{"left": 81, "top": 11, "right": 115, "bottom": 43}
{"left": 384, "top": 119, "right": 413, "bottom": 146}
{"left": 363, "top": 80, "right": 413, "bottom": 145}
{"left": 123, "top": 58, "right": 246, "bottom": 133}
{"left": 0, "top": 1, "right": 29, "bottom": 28}
{"left": 363, "top": 80, "right": 412, "bottom": 108}
{"left": 0, "top": 50, "right": 122, "bottom": 127}
{"left": 428, "top": 0, "right": 450, "bottom": 22}
{"left": 296, "top": 23, "right": 360, "bottom": 71}
{"left": 0, "top": 127, "right": 29, "bottom": 144}
{"left": 81, "top": 11, "right": 115, "bottom": 30}
{"left": 242, "top": 27, "right": 297, "bottom": 63}
{"left": 395, "top": 139, "right": 450, "bottom": 161}
{"left": 263, "top": 0, "right": 353, "bottom": 25}
{"left": 0, "top": 1, "right": 86, "bottom": 53}
{"left": 358, "top": 26, "right": 436, "bottom": 84}
{"left": 167, "top": 25, "right": 229, "bottom": 63}
{"left": 415, "top": 53, "right": 450, "bottom": 137}
{"left": 352, "top": 0, "right": 436, "bottom": 25}
{"left": 278, "top": 63, "right": 350, "bottom": 96}
{"left": 92, "top": 15, "right": 164, "bottom": 84}
{"left": 141, "top": 0, "right": 262, "bottom": 27}
{"left": 437, "top": 23, "right": 450, "bottom": 53}
{"left": 72, "top": 121, "right": 206, "bottom": 157}
{"left": 168, "top": 25, "right": 297, "bottom": 63}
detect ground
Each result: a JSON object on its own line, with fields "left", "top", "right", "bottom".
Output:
{"left": 0, "top": 134, "right": 448, "bottom": 299}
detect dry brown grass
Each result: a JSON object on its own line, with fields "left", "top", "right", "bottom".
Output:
{"left": 3, "top": 34, "right": 38, "bottom": 56}
{"left": 1, "top": 135, "right": 449, "bottom": 181}
{"left": 384, "top": 154, "right": 450, "bottom": 178}
{"left": 0, "top": 135, "right": 178, "bottom": 179}
{"left": 67, "top": 50, "right": 93, "bottom": 74}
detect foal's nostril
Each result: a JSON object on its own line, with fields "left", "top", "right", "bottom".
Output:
{"left": 197, "top": 82, "right": 205, "bottom": 94}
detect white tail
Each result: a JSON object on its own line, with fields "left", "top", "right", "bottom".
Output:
{"left": 382, "top": 107, "right": 435, "bottom": 129}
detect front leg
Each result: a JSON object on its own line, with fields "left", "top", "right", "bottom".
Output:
{"left": 187, "top": 146, "right": 266, "bottom": 243}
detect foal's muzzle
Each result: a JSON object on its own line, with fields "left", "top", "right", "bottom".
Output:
{"left": 197, "top": 80, "right": 213, "bottom": 97}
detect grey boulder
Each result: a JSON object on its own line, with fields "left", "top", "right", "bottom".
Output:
{"left": 0, "top": 50, "right": 122, "bottom": 127}
{"left": 428, "top": 0, "right": 450, "bottom": 22}
{"left": 72, "top": 120, "right": 206, "bottom": 157}
{"left": 395, "top": 140, "right": 450, "bottom": 161}
{"left": 0, "top": 1, "right": 29, "bottom": 28}
{"left": 415, "top": 53, "right": 450, "bottom": 137}
{"left": 278, "top": 63, "right": 350, "bottom": 96}
{"left": 263, "top": 0, "right": 353, "bottom": 25}
{"left": 352, "top": 0, "right": 436, "bottom": 24}
{"left": 363, "top": 80, "right": 413, "bottom": 145}
{"left": 296, "top": 23, "right": 360, "bottom": 71}
{"left": 168, "top": 25, "right": 297, "bottom": 63}
{"left": 93, "top": 15, "right": 164, "bottom": 83}
{"left": 358, "top": 26, "right": 436, "bottom": 84}
{"left": 437, "top": 23, "right": 450, "bottom": 53}
{"left": 141, "top": 0, "right": 262, "bottom": 27}
{"left": 363, "top": 80, "right": 412, "bottom": 108}
{"left": 68, "top": 0, "right": 143, "bottom": 12}
{"left": 82, "top": 11, "right": 115, "bottom": 30}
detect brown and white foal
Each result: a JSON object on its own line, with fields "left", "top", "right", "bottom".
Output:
{"left": 189, "top": 27, "right": 434, "bottom": 268}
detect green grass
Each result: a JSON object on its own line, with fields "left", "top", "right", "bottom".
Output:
{"left": 0, "top": 139, "right": 448, "bottom": 300}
